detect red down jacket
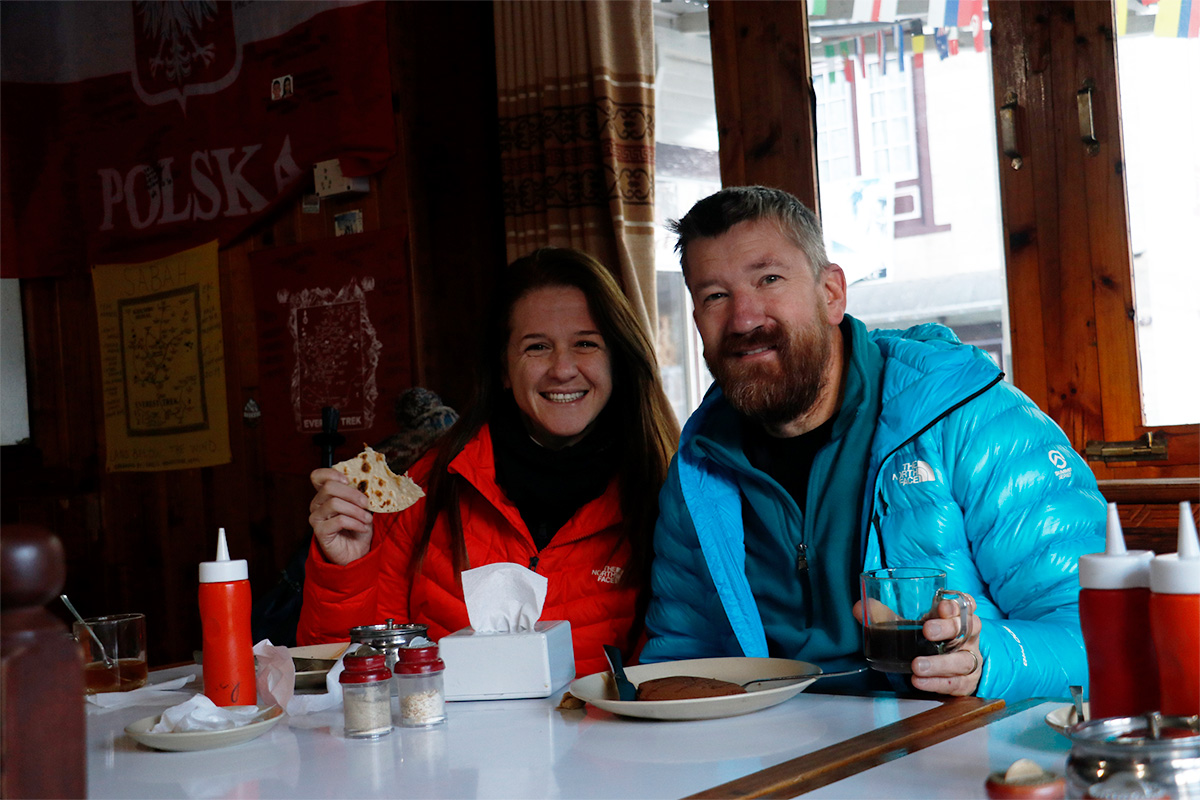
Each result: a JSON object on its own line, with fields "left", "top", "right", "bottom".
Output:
{"left": 297, "top": 424, "right": 641, "bottom": 677}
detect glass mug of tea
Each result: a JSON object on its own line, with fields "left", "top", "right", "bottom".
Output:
{"left": 859, "top": 568, "right": 972, "bottom": 674}
{"left": 73, "top": 612, "right": 148, "bottom": 693}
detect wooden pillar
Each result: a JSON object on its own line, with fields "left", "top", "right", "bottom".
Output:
{"left": 707, "top": 0, "right": 820, "bottom": 213}
{"left": 1, "top": 524, "right": 86, "bottom": 799}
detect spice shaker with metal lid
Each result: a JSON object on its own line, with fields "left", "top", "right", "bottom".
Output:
{"left": 1066, "top": 712, "right": 1200, "bottom": 799}
{"left": 394, "top": 643, "right": 446, "bottom": 728}
{"left": 339, "top": 647, "right": 393, "bottom": 739}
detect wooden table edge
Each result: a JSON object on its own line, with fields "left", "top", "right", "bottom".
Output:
{"left": 684, "top": 695, "right": 1007, "bottom": 799}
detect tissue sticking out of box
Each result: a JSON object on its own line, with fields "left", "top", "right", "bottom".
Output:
{"left": 462, "top": 563, "right": 547, "bottom": 633}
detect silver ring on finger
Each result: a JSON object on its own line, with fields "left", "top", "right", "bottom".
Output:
{"left": 964, "top": 649, "right": 981, "bottom": 676}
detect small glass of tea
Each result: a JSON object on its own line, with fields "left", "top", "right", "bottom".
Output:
{"left": 73, "top": 613, "right": 148, "bottom": 693}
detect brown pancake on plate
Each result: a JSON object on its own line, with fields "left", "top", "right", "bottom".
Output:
{"left": 635, "top": 675, "right": 747, "bottom": 701}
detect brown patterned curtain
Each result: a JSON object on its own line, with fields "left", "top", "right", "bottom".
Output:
{"left": 494, "top": 0, "right": 657, "bottom": 330}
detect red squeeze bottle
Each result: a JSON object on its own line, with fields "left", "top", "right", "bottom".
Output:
{"left": 1149, "top": 502, "right": 1200, "bottom": 716}
{"left": 198, "top": 528, "right": 256, "bottom": 707}
{"left": 1077, "top": 503, "right": 1158, "bottom": 719}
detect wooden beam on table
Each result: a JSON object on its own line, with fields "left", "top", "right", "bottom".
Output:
{"left": 685, "top": 695, "right": 1006, "bottom": 799}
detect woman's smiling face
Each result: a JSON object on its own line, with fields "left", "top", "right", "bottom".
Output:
{"left": 502, "top": 285, "right": 613, "bottom": 449}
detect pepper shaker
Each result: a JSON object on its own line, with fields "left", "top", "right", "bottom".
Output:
{"left": 394, "top": 643, "right": 446, "bottom": 728}
{"left": 340, "top": 650, "right": 393, "bottom": 739}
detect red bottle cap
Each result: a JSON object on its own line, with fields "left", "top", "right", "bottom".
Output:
{"left": 393, "top": 644, "right": 444, "bottom": 675}
{"left": 339, "top": 653, "right": 392, "bottom": 684}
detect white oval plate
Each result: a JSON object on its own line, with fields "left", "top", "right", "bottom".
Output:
{"left": 125, "top": 705, "right": 285, "bottom": 751}
{"left": 569, "top": 657, "right": 819, "bottom": 721}
{"left": 288, "top": 642, "right": 349, "bottom": 690}
{"left": 1045, "top": 702, "right": 1090, "bottom": 736}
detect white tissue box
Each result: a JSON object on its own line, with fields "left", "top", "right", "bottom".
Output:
{"left": 439, "top": 620, "right": 575, "bottom": 701}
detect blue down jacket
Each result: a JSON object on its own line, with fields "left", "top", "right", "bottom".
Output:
{"left": 643, "top": 320, "right": 1106, "bottom": 701}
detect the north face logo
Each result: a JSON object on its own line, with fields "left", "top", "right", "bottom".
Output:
{"left": 593, "top": 566, "right": 624, "bottom": 585}
{"left": 896, "top": 460, "right": 936, "bottom": 485}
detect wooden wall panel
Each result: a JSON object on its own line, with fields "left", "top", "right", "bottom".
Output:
{"left": 2, "top": 1, "right": 505, "bottom": 665}
{"left": 708, "top": 0, "right": 820, "bottom": 212}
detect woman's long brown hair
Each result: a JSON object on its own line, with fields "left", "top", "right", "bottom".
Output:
{"left": 409, "top": 247, "right": 680, "bottom": 595}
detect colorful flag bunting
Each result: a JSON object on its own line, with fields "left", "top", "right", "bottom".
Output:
{"left": 1155, "top": 0, "right": 1200, "bottom": 36}
{"left": 877, "top": 29, "right": 886, "bottom": 74}
{"left": 825, "top": 44, "right": 837, "bottom": 83}
{"left": 1116, "top": 0, "right": 1129, "bottom": 36}
{"left": 949, "top": 27, "right": 960, "bottom": 55}
{"left": 858, "top": 36, "right": 868, "bottom": 77}
{"left": 962, "top": 0, "right": 985, "bottom": 50}
{"left": 896, "top": 24, "right": 906, "bottom": 71}
{"left": 809, "top": 0, "right": 829, "bottom": 16}
{"left": 935, "top": 27, "right": 950, "bottom": 59}
{"left": 851, "top": 0, "right": 898, "bottom": 22}
{"left": 841, "top": 40, "right": 854, "bottom": 83}
{"left": 945, "top": 0, "right": 961, "bottom": 28}
{"left": 912, "top": 33, "right": 925, "bottom": 68}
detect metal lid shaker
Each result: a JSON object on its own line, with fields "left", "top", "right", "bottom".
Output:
{"left": 349, "top": 619, "right": 429, "bottom": 671}
{"left": 1066, "top": 712, "right": 1200, "bottom": 800}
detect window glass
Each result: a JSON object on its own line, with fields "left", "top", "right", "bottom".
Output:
{"left": 653, "top": 7, "right": 719, "bottom": 423}
{"left": 809, "top": 10, "right": 1010, "bottom": 372}
{"left": 1116, "top": 22, "right": 1200, "bottom": 426}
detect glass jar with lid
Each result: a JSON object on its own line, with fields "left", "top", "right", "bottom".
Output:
{"left": 339, "top": 649, "right": 393, "bottom": 739}
{"left": 393, "top": 644, "right": 446, "bottom": 728}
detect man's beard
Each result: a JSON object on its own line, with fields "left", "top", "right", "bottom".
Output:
{"left": 705, "top": 316, "right": 833, "bottom": 428}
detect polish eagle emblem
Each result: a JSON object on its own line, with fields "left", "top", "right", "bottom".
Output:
{"left": 136, "top": 0, "right": 219, "bottom": 83}
{"left": 130, "top": 0, "right": 239, "bottom": 110}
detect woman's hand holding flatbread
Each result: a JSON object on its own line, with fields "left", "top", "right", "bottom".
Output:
{"left": 309, "top": 468, "right": 376, "bottom": 566}
{"left": 309, "top": 447, "right": 425, "bottom": 567}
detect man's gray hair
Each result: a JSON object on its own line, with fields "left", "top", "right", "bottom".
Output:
{"left": 668, "top": 186, "right": 831, "bottom": 280}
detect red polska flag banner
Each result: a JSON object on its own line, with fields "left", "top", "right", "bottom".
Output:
{"left": 1, "top": 1, "right": 395, "bottom": 279}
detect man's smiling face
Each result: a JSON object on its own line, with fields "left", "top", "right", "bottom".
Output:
{"left": 686, "top": 218, "right": 846, "bottom": 430}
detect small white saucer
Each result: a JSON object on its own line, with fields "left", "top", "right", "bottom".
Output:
{"left": 1045, "top": 701, "right": 1090, "bottom": 736}
{"left": 125, "top": 705, "right": 284, "bottom": 751}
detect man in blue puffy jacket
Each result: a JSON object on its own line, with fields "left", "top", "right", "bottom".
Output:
{"left": 642, "top": 186, "right": 1105, "bottom": 700}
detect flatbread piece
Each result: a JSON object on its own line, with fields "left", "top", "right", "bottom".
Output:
{"left": 333, "top": 445, "right": 424, "bottom": 513}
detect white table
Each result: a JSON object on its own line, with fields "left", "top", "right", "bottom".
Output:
{"left": 86, "top": 665, "right": 1068, "bottom": 799}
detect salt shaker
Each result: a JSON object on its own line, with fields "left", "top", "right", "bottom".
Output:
{"left": 340, "top": 650, "right": 393, "bottom": 739}
{"left": 394, "top": 643, "right": 446, "bottom": 728}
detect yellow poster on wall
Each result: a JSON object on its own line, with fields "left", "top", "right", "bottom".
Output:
{"left": 92, "top": 241, "right": 230, "bottom": 471}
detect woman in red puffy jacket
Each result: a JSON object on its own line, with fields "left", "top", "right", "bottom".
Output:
{"left": 297, "top": 247, "right": 679, "bottom": 677}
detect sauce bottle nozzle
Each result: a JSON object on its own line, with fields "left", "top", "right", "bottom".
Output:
{"left": 1106, "top": 502, "right": 1128, "bottom": 555}
{"left": 216, "top": 527, "right": 230, "bottom": 561}
{"left": 1178, "top": 501, "right": 1198, "bottom": 560}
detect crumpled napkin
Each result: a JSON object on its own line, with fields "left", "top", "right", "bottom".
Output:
{"left": 86, "top": 674, "right": 196, "bottom": 712}
{"left": 253, "top": 639, "right": 348, "bottom": 716}
{"left": 149, "top": 693, "right": 262, "bottom": 732}
{"left": 462, "top": 562, "right": 547, "bottom": 633}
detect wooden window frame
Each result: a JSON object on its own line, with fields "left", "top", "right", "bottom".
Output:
{"left": 706, "top": 0, "right": 1198, "bottom": 499}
